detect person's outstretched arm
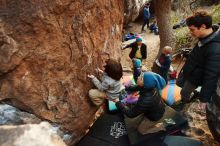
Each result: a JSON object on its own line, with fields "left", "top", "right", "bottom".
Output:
{"left": 88, "top": 75, "right": 109, "bottom": 91}
{"left": 115, "top": 100, "right": 143, "bottom": 118}
{"left": 122, "top": 42, "right": 134, "bottom": 50}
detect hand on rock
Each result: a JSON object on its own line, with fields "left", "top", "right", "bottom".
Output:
{"left": 87, "top": 74, "right": 95, "bottom": 79}
{"left": 96, "top": 68, "right": 103, "bottom": 74}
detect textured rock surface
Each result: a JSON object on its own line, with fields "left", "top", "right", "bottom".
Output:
{"left": 0, "top": 0, "right": 124, "bottom": 144}
{"left": 0, "top": 104, "right": 73, "bottom": 144}
{"left": 0, "top": 104, "right": 41, "bottom": 125}
{"left": 0, "top": 122, "right": 67, "bottom": 146}
{"left": 183, "top": 101, "right": 219, "bottom": 146}
{"left": 124, "top": 0, "right": 148, "bottom": 25}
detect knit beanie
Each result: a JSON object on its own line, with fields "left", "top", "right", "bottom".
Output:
{"left": 143, "top": 72, "right": 166, "bottom": 90}
{"left": 136, "top": 37, "right": 142, "bottom": 42}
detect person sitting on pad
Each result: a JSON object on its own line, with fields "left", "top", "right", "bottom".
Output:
{"left": 113, "top": 72, "right": 167, "bottom": 135}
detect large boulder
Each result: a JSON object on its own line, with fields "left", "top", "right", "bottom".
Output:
{"left": 0, "top": 104, "right": 41, "bottom": 125}
{"left": 0, "top": 0, "right": 124, "bottom": 144}
{"left": 124, "top": 0, "right": 149, "bottom": 26}
{"left": 0, "top": 122, "right": 67, "bottom": 146}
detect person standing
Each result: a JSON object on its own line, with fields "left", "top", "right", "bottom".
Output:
{"left": 154, "top": 46, "right": 172, "bottom": 83}
{"left": 122, "top": 37, "right": 147, "bottom": 62}
{"left": 141, "top": 3, "right": 150, "bottom": 32}
{"left": 176, "top": 10, "right": 220, "bottom": 110}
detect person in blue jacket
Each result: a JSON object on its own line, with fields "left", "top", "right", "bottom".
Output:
{"left": 141, "top": 3, "right": 150, "bottom": 32}
{"left": 155, "top": 46, "right": 172, "bottom": 83}
{"left": 149, "top": 20, "right": 159, "bottom": 35}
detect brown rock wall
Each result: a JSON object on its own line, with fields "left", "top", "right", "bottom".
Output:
{"left": 0, "top": 0, "right": 124, "bottom": 144}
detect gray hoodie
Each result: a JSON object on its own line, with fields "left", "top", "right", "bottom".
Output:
{"left": 92, "top": 73, "right": 125, "bottom": 100}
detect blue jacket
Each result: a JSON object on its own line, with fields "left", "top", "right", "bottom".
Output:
{"left": 143, "top": 7, "right": 150, "bottom": 20}
{"left": 158, "top": 53, "right": 172, "bottom": 71}
{"left": 150, "top": 24, "right": 158, "bottom": 31}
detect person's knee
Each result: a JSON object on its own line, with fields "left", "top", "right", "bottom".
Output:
{"left": 89, "top": 89, "right": 105, "bottom": 106}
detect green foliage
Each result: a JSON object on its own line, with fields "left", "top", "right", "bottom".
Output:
{"left": 211, "top": 4, "right": 220, "bottom": 24}
{"left": 172, "top": 4, "right": 220, "bottom": 51}
{"left": 171, "top": 12, "right": 180, "bottom": 26}
{"left": 174, "top": 27, "right": 193, "bottom": 50}
{"left": 171, "top": 12, "right": 192, "bottom": 50}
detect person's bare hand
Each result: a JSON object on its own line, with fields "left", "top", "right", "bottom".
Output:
{"left": 87, "top": 74, "right": 95, "bottom": 79}
{"left": 121, "top": 44, "right": 126, "bottom": 50}
{"left": 96, "top": 68, "right": 103, "bottom": 74}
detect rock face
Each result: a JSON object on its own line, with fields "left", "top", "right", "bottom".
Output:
{"left": 0, "top": 104, "right": 73, "bottom": 144}
{"left": 124, "top": 0, "right": 148, "bottom": 26}
{"left": 0, "top": 122, "right": 67, "bottom": 146}
{"left": 0, "top": 0, "right": 124, "bottom": 144}
{"left": 0, "top": 104, "right": 41, "bottom": 125}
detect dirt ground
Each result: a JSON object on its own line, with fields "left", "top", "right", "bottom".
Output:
{"left": 121, "top": 21, "right": 219, "bottom": 146}
{"left": 121, "top": 22, "right": 160, "bottom": 72}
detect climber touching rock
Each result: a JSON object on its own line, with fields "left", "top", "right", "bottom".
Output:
{"left": 88, "top": 59, "right": 125, "bottom": 106}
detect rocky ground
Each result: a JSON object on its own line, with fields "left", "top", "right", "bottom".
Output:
{"left": 121, "top": 21, "right": 219, "bottom": 146}
{"left": 0, "top": 103, "right": 72, "bottom": 146}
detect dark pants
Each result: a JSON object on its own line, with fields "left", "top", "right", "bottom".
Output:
{"left": 180, "top": 80, "right": 197, "bottom": 102}
{"left": 160, "top": 69, "right": 168, "bottom": 84}
{"left": 141, "top": 19, "right": 149, "bottom": 31}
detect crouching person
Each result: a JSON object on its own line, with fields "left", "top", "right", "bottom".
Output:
{"left": 113, "top": 72, "right": 167, "bottom": 144}
{"left": 87, "top": 59, "right": 125, "bottom": 106}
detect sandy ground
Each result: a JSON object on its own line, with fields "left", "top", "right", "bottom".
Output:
{"left": 121, "top": 21, "right": 219, "bottom": 146}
